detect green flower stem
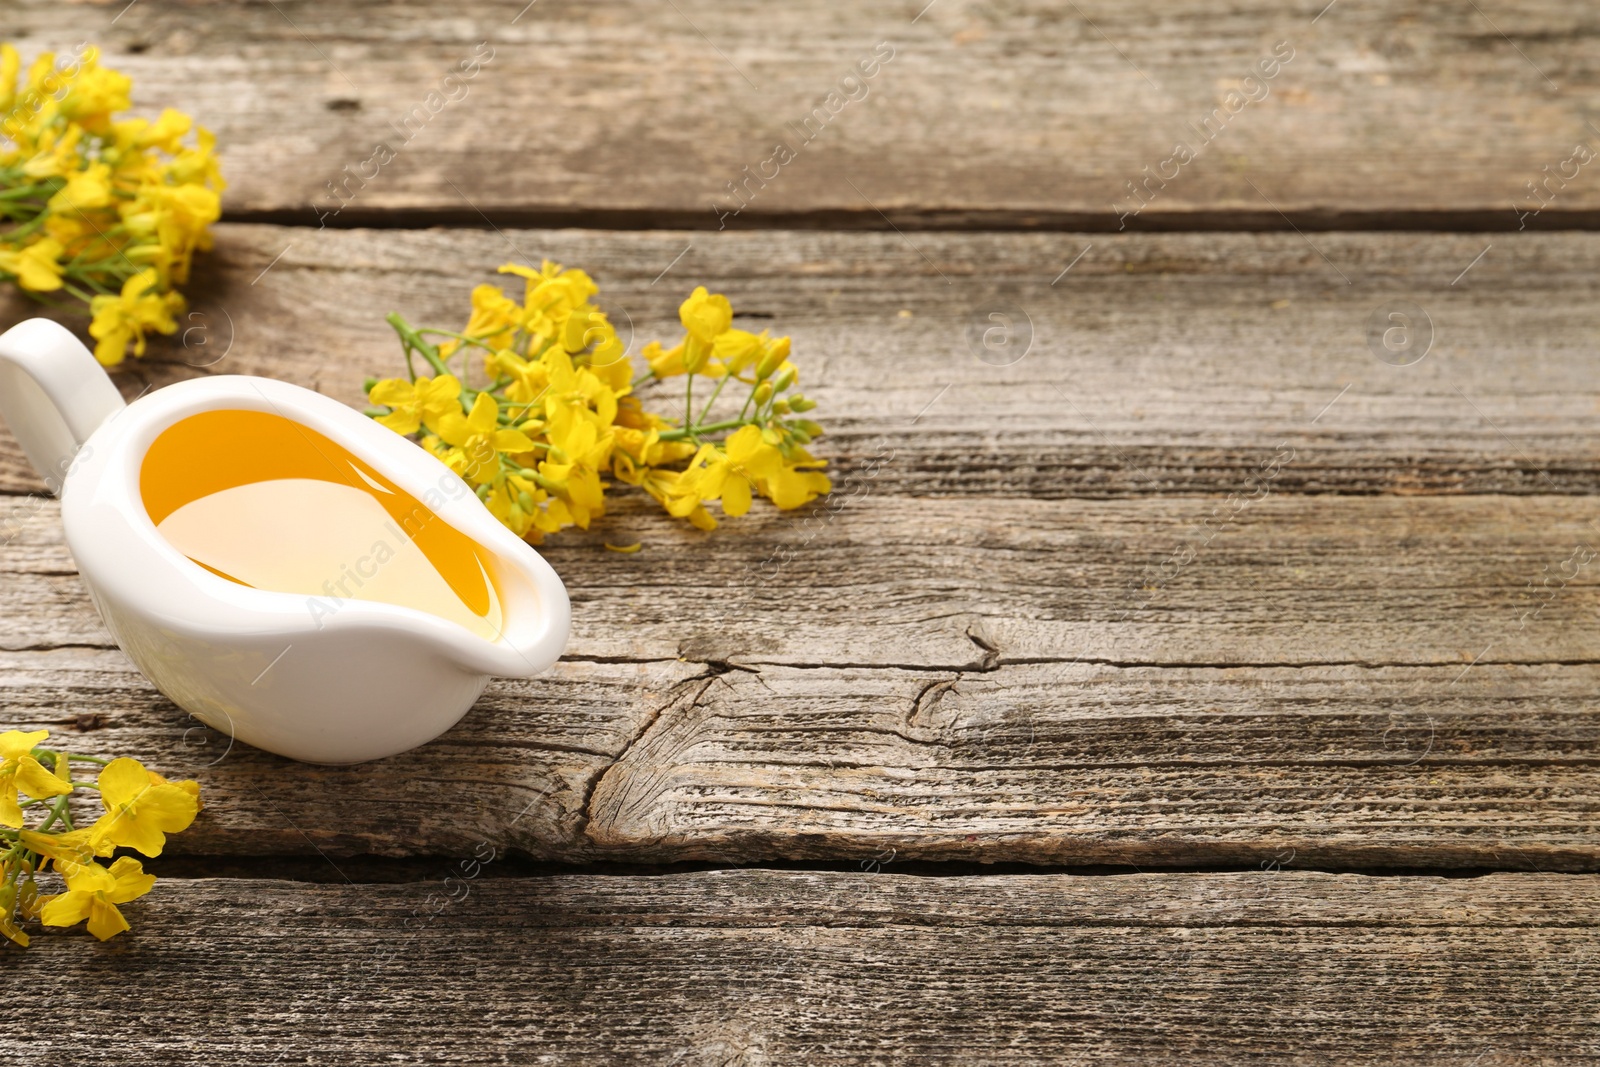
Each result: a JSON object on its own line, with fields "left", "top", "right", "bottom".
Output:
{"left": 64, "top": 271, "right": 118, "bottom": 296}
{"left": 58, "top": 280, "right": 96, "bottom": 303}
{"left": 736, "top": 375, "right": 769, "bottom": 422}
{"left": 0, "top": 184, "right": 53, "bottom": 202}
{"left": 35, "top": 793, "right": 74, "bottom": 834}
{"left": 386, "top": 315, "right": 489, "bottom": 417}
{"left": 387, "top": 314, "right": 450, "bottom": 376}
{"left": 415, "top": 327, "right": 500, "bottom": 350}
{"left": 4, "top": 214, "right": 48, "bottom": 241}
{"left": 695, "top": 373, "right": 733, "bottom": 425}
{"left": 63, "top": 252, "right": 132, "bottom": 273}
{"left": 658, "top": 417, "right": 752, "bottom": 442}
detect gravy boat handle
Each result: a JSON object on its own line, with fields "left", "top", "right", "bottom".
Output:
{"left": 0, "top": 319, "right": 126, "bottom": 494}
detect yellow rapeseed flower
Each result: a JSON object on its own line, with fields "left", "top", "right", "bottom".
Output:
{"left": 0, "top": 43, "right": 19, "bottom": 116}
{"left": 0, "top": 44, "right": 220, "bottom": 357}
{"left": 435, "top": 391, "right": 535, "bottom": 485}
{"left": 641, "top": 468, "right": 717, "bottom": 530}
{"left": 642, "top": 339, "right": 688, "bottom": 378}
{"left": 40, "top": 856, "right": 155, "bottom": 941}
{"left": 679, "top": 286, "right": 732, "bottom": 373}
{"left": 0, "top": 884, "right": 30, "bottom": 948}
{"left": 488, "top": 348, "right": 549, "bottom": 408}
{"left": 46, "top": 161, "right": 113, "bottom": 214}
{"left": 680, "top": 286, "right": 732, "bottom": 343}
{"left": 369, "top": 374, "right": 463, "bottom": 436}
{"left": 374, "top": 269, "right": 825, "bottom": 542}
{"left": 761, "top": 454, "right": 833, "bottom": 510}
{"left": 57, "top": 48, "right": 132, "bottom": 129}
{"left": 18, "top": 827, "right": 113, "bottom": 874}
{"left": 88, "top": 267, "right": 184, "bottom": 365}
{"left": 92, "top": 756, "right": 200, "bottom": 857}
{"left": 442, "top": 283, "right": 522, "bottom": 357}
{"left": 542, "top": 346, "right": 618, "bottom": 439}
{"left": 0, "top": 238, "right": 65, "bottom": 292}
{"left": 539, "top": 417, "right": 613, "bottom": 528}
{"left": 673, "top": 424, "right": 781, "bottom": 518}
{"left": 0, "top": 729, "right": 72, "bottom": 828}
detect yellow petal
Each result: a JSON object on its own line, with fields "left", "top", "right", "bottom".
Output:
{"left": 721, "top": 476, "right": 753, "bottom": 517}
{"left": 368, "top": 379, "right": 417, "bottom": 406}
{"left": 742, "top": 445, "right": 782, "bottom": 482}
{"left": 434, "top": 412, "right": 472, "bottom": 448}
{"left": 40, "top": 891, "right": 92, "bottom": 929}
{"left": 0, "top": 788, "right": 22, "bottom": 829}
{"left": 0, "top": 729, "right": 48, "bottom": 761}
{"left": 422, "top": 374, "right": 463, "bottom": 406}
{"left": 97, "top": 757, "right": 151, "bottom": 811}
{"left": 85, "top": 898, "right": 130, "bottom": 941}
{"left": 106, "top": 857, "right": 157, "bottom": 904}
{"left": 375, "top": 410, "right": 422, "bottom": 436}
{"left": 491, "top": 429, "right": 536, "bottom": 453}
{"left": 13, "top": 756, "right": 72, "bottom": 800}
{"left": 466, "top": 391, "right": 499, "bottom": 434}
{"left": 723, "top": 424, "right": 765, "bottom": 464}
{"left": 604, "top": 542, "right": 643, "bottom": 554}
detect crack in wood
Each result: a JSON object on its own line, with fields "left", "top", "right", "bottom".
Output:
{"left": 576, "top": 664, "right": 738, "bottom": 844}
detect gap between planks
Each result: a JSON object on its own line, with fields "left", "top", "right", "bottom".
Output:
{"left": 221, "top": 207, "right": 1600, "bottom": 234}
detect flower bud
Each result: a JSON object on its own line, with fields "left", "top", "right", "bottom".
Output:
{"left": 754, "top": 335, "right": 791, "bottom": 380}
{"left": 772, "top": 364, "right": 797, "bottom": 392}
{"left": 684, "top": 337, "right": 713, "bottom": 374}
{"left": 753, "top": 381, "right": 773, "bottom": 406}
{"left": 789, "top": 395, "right": 817, "bottom": 412}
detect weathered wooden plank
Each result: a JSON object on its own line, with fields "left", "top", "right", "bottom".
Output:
{"left": 4, "top": 225, "right": 1600, "bottom": 497}
{"left": 584, "top": 659, "right": 1600, "bottom": 868}
{"left": 0, "top": 645, "right": 696, "bottom": 860}
{"left": 5, "top": 643, "right": 1600, "bottom": 867}
{"left": 9, "top": 871, "right": 1599, "bottom": 1064}
{"left": 12, "top": 0, "right": 1600, "bottom": 225}
{"left": 4, "top": 490, "right": 1599, "bottom": 672}
{"left": 0, "top": 228, "right": 1595, "bottom": 864}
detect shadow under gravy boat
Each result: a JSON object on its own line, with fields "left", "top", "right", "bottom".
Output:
{"left": 0, "top": 318, "right": 571, "bottom": 764}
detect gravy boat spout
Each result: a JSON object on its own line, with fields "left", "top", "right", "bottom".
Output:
{"left": 0, "top": 318, "right": 571, "bottom": 764}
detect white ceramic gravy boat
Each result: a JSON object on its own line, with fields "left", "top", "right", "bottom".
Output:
{"left": 0, "top": 318, "right": 570, "bottom": 764}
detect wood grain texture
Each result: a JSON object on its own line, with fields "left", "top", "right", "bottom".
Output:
{"left": 10, "top": 1, "right": 1600, "bottom": 225}
{"left": 4, "top": 492, "right": 1600, "bottom": 867}
{"left": 8, "top": 870, "right": 1599, "bottom": 1065}
{"left": 5, "top": 225, "right": 1600, "bottom": 498}
{"left": 0, "top": 228, "right": 1596, "bottom": 865}
{"left": 8, "top": 489, "right": 1600, "bottom": 670}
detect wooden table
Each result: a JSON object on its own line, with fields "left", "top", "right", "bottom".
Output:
{"left": 6, "top": 2, "right": 1600, "bottom": 1062}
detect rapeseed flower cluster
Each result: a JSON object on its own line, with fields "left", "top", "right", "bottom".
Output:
{"left": 369, "top": 265, "right": 829, "bottom": 541}
{"left": 0, "top": 43, "right": 222, "bottom": 365}
{"left": 0, "top": 729, "right": 201, "bottom": 946}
